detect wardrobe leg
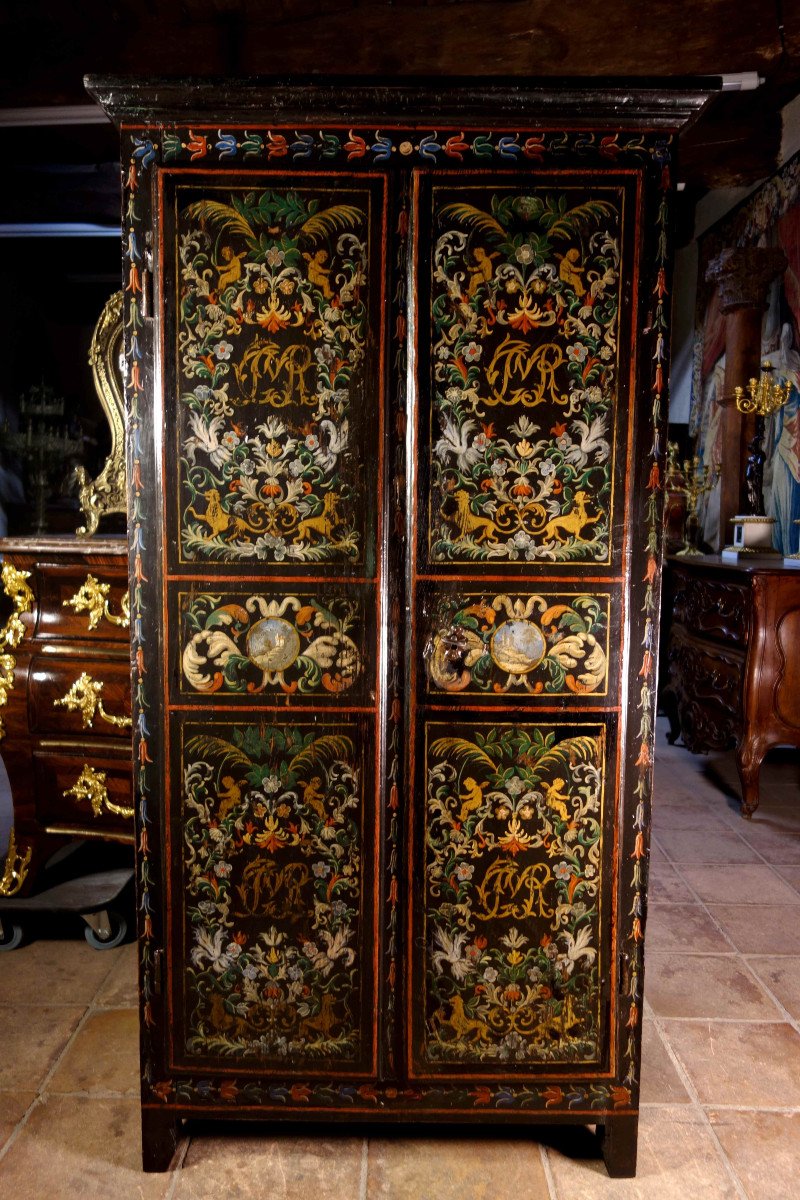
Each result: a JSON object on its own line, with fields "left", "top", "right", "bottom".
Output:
{"left": 141, "top": 1108, "right": 179, "bottom": 1172}
{"left": 600, "top": 1113, "right": 638, "bottom": 1178}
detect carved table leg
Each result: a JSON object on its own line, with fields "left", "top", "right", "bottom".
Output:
{"left": 736, "top": 735, "right": 768, "bottom": 818}
{"left": 141, "top": 1108, "right": 179, "bottom": 1172}
{"left": 600, "top": 1114, "right": 638, "bottom": 1178}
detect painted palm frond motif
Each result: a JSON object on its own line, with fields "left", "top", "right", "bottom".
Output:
{"left": 288, "top": 734, "right": 356, "bottom": 779}
{"left": 424, "top": 722, "right": 604, "bottom": 1066}
{"left": 428, "top": 735, "right": 498, "bottom": 773}
{"left": 299, "top": 205, "right": 364, "bottom": 242}
{"left": 186, "top": 194, "right": 363, "bottom": 254}
{"left": 184, "top": 733, "right": 253, "bottom": 777}
{"left": 185, "top": 198, "right": 257, "bottom": 242}
{"left": 539, "top": 197, "right": 617, "bottom": 241}
{"left": 438, "top": 202, "right": 508, "bottom": 242}
{"left": 529, "top": 734, "right": 600, "bottom": 780}
{"left": 428, "top": 184, "right": 623, "bottom": 566}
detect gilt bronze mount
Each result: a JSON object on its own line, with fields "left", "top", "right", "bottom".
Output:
{"left": 75, "top": 290, "right": 127, "bottom": 536}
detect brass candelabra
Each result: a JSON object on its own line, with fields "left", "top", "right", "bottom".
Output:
{"left": 734, "top": 362, "right": 792, "bottom": 516}
{"left": 666, "top": 444, "right": 720, "bottom": 557}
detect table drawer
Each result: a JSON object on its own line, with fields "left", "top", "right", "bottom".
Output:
{"left": 29, "top": 654, "right": 131, "bottom": 738}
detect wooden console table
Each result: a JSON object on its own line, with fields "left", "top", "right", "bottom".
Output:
{"left": 662, "top": 555, "right": 800, "bottom": 815}
{"left": 0, "top": 536, "right": 133, "bottom": 897}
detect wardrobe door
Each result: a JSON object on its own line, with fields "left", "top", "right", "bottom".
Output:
{"left": 407, "top": 171, "right": 640, "bottom": 1079}
{"left": 158, "top": 171, "right": 390, "bottom": 1079}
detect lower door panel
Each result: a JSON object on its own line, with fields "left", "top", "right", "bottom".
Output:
{"left": 409, "top": 715, "right": 617, "bottom": 1078}
{"left": 168, "top": 712, "right": 378, "bottom": 1077}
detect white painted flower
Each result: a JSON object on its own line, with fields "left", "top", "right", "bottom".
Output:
{"left": 509, "top": 415, "right": 538, "bottom": 439}
{"left": 254, "top": 534, "right": 287, "bottom": 561}
{"left": 566, "top": 342, "right": 588, "bottom": 363}
{"left": 214, "top": 340, "right": 234, "bottom": 360}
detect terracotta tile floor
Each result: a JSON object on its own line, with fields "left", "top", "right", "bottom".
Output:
{"left": 1, "top": 719, "right": 799, "bottom": 1198}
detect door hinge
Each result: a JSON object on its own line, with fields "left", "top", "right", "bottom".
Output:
{"left": 153, "top": 947, "right": 165, "bottom": 995}
{"left": 141, "top": 234, "right": 154, "bottom": 319}
{"left": 618, "top": 950, "right": 631, "bottom": 997}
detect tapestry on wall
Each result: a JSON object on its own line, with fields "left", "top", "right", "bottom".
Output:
{"left": 690, "top": 149, "right": 800, "bottom": 554}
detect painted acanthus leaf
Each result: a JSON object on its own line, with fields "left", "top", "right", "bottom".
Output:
{"left": 183, "top": 630, "right": 240, "bottom": 692}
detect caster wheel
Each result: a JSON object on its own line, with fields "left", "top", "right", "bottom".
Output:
{"left": 0, "top": 919, "right": 24, "bottom": 951}
{"left": 84, "top": 911, "right": 127, "bottom": 950}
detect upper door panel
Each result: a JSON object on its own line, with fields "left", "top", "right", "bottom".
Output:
{"left": 160, "top": 173, "right": 387, "bottom": 576}
{"left": 416, "top": 173, "right": 639, "bottom": 574}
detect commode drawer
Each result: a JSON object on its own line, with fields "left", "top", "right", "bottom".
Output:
{"left": 28, "top": 654, "right": 131, "bottom": 738}
{"left": 33, "top": 744, "right": 134, "bottom": 838}
{"left": 34, "top": 564, "right": 130, "bottom": 644}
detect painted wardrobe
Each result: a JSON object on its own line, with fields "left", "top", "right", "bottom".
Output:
{"left": 86, "top": 78, "right": 709, "bottom": 1177}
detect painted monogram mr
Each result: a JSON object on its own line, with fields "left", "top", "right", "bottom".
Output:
{"left": 428, "top": 185, "right": 622, "bottom": 564}
{"left": 176, "top": 185, "right": 375, "bottom": 565}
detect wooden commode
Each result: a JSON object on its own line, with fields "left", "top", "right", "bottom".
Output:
{"left": 0, "top": 536, "right": 133, "bottom": 897}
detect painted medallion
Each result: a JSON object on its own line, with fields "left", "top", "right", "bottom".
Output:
{"left": 425, "top": 592, "right": 610, "bottom": 697}
{"left": 178, "top": 590, "right": 370, "bottom": 699}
